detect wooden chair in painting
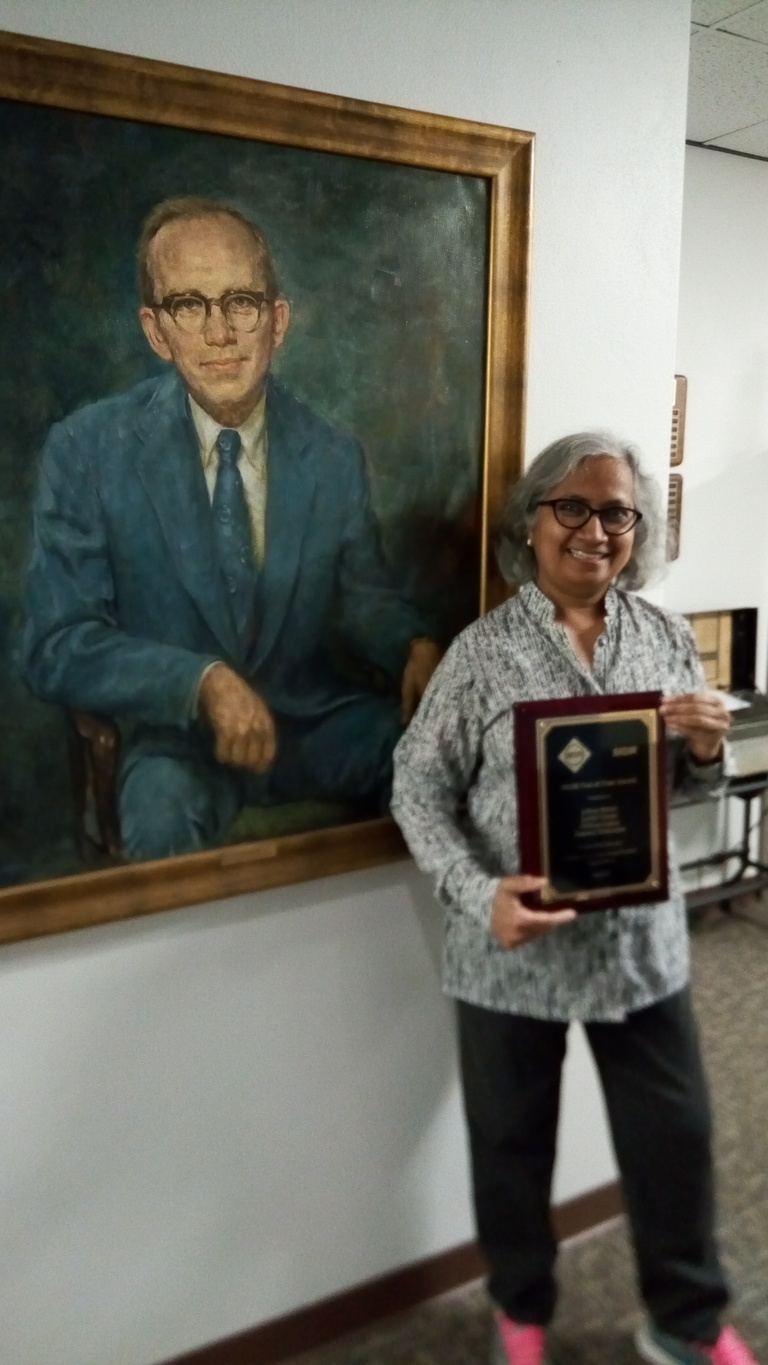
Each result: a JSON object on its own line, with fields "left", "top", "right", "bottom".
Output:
{"left": 66, "top": 709, "right": 357, "bottom": 863}
{"left": 66, "top": 710, "right": 123, "bottom": 861}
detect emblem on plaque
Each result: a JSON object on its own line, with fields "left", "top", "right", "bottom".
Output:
{"left": 558, "top": 736, "right": 591, "bottom": 774}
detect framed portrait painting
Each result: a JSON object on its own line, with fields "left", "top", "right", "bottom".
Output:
{"left": 0, "top": 30, "right": 532, "bottom": 944}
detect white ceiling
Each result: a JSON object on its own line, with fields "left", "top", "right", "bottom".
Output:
{"left": 689, "top": 0, "right": 768, "bottom": 156}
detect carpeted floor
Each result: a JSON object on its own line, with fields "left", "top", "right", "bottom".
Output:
{"left": 288, "top": 900, "right": 768, "bottom": 1364}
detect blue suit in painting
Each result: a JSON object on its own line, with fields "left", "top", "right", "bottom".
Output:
{"left": 19, "top": 372, "right": 425, "bottom": 858}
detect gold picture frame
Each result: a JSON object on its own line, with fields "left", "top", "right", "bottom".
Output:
{"left": 0, "top": 30, "right": 532, "bottom": 945}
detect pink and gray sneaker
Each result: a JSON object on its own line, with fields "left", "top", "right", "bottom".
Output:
{"left": 635, "top": 1322, "right": 760, "bottom": 1365}
{"left": 493, "top": 1312, "right": 552, "bottom": 1365}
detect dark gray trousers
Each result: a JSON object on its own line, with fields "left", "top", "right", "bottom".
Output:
{"left": 457, "top": 987, "right": 729, "bottom": 1341}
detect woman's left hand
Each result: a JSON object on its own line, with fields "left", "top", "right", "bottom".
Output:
{"left": 659, "top": 690, "right": 730, "bottom": 764}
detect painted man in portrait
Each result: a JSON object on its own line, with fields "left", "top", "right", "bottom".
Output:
{"left": 19, "top": 197, "right": 440, "bottom": 860}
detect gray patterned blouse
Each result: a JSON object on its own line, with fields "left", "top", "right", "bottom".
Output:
{"left": 391, "top": 581, "right": 725, "bottom": 1022}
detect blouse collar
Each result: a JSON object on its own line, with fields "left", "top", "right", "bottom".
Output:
{"left": 518, "top": 578, "right": 620, "bottom": 626}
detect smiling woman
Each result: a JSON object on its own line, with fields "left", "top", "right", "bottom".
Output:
{"left": 389, "top": 430, "right": 749, "bottom": 1365}
{"left": 497, "top": 430, "right": 667, "bottom": 594}
{"left": 528, "top": 457, "right": 637, "bottom": 610}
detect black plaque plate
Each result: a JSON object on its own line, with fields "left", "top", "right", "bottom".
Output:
{"left": 514, "top": 691, "right": 668, "bottom": 911}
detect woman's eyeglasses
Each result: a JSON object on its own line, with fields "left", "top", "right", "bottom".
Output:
{"left": 536, "top": 498, "right": 642, "bottom": 535}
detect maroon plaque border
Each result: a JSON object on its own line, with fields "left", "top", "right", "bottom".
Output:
{"left": 514, "top": 691, "right": 668, "bottom": 912}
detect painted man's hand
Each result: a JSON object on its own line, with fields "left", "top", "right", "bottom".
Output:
{"left": 659, "top": 690, "right": 729, "bottom": 764}
{"left": 491, "top": 876, "right": 576, "bottom": 948}
{"left": 400, "top": 638, "right": 442, "bottom": 723}
{"left": 198, "top": 663, "right": 277, "bottom": 773}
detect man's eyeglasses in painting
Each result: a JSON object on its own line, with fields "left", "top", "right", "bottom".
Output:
{"left": 155, "top": 290, "right": 272, "bottom": 334}
{"left": 536, "top": 499, "right": 642, "bottom": 535}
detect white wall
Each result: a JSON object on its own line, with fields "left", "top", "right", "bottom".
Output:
{"left": 667, "top": 147, "right": 768, "bottom": 886}
{"left": 668, "top": 145, "right": 768, "bottom": 688}
{"left": 0, "top": 3, "right": 692, "bottom": 1363}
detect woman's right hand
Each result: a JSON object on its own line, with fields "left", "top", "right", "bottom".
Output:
{"left": 490, "top": 876, "right": 576, "bottom": 948}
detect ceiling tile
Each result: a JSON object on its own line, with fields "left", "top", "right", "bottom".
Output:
{"left": 706, "top": 117, "right": 768, "bottom": 153}
{"left": 688, "top": 28, "right": 768, "bottom": 140}
{"left": 717, "top": 0, "right": 768, "bottom": 40}
{"left": 691, "top": 0, "right": 760, "bottom": 24}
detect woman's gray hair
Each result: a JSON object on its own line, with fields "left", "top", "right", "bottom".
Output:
{"left": 496, "top": 430, "right": 668, "bottom": 591}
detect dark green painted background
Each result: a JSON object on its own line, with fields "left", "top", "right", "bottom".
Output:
{"left": 0, "top": 97, "right": 488, "bottom": 886}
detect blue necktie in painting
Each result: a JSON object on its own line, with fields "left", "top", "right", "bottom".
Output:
{"left": 212, "top": 428, "right": 256, "bottom": 644}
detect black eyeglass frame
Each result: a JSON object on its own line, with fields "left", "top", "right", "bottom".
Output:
{"left": 535, "top": 498, "right": 642, "bottom": 536}
{"left": 155, "top": 289, "right": 273, "bottom": 332}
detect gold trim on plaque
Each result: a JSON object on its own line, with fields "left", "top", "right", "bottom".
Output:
{"left": 535, "top": 708, "right": 661, "bottom": 903}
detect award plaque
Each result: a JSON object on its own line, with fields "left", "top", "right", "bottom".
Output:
{"left": 514, "top": 692, "right": 668, "bottom": 911}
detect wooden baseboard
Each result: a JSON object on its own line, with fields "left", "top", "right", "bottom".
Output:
{"left": 552, "top": 1178, "right": 624, "bottom": 1241}
{"left": 162, "top": 1181, "right": 622, "bottom": 1365}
